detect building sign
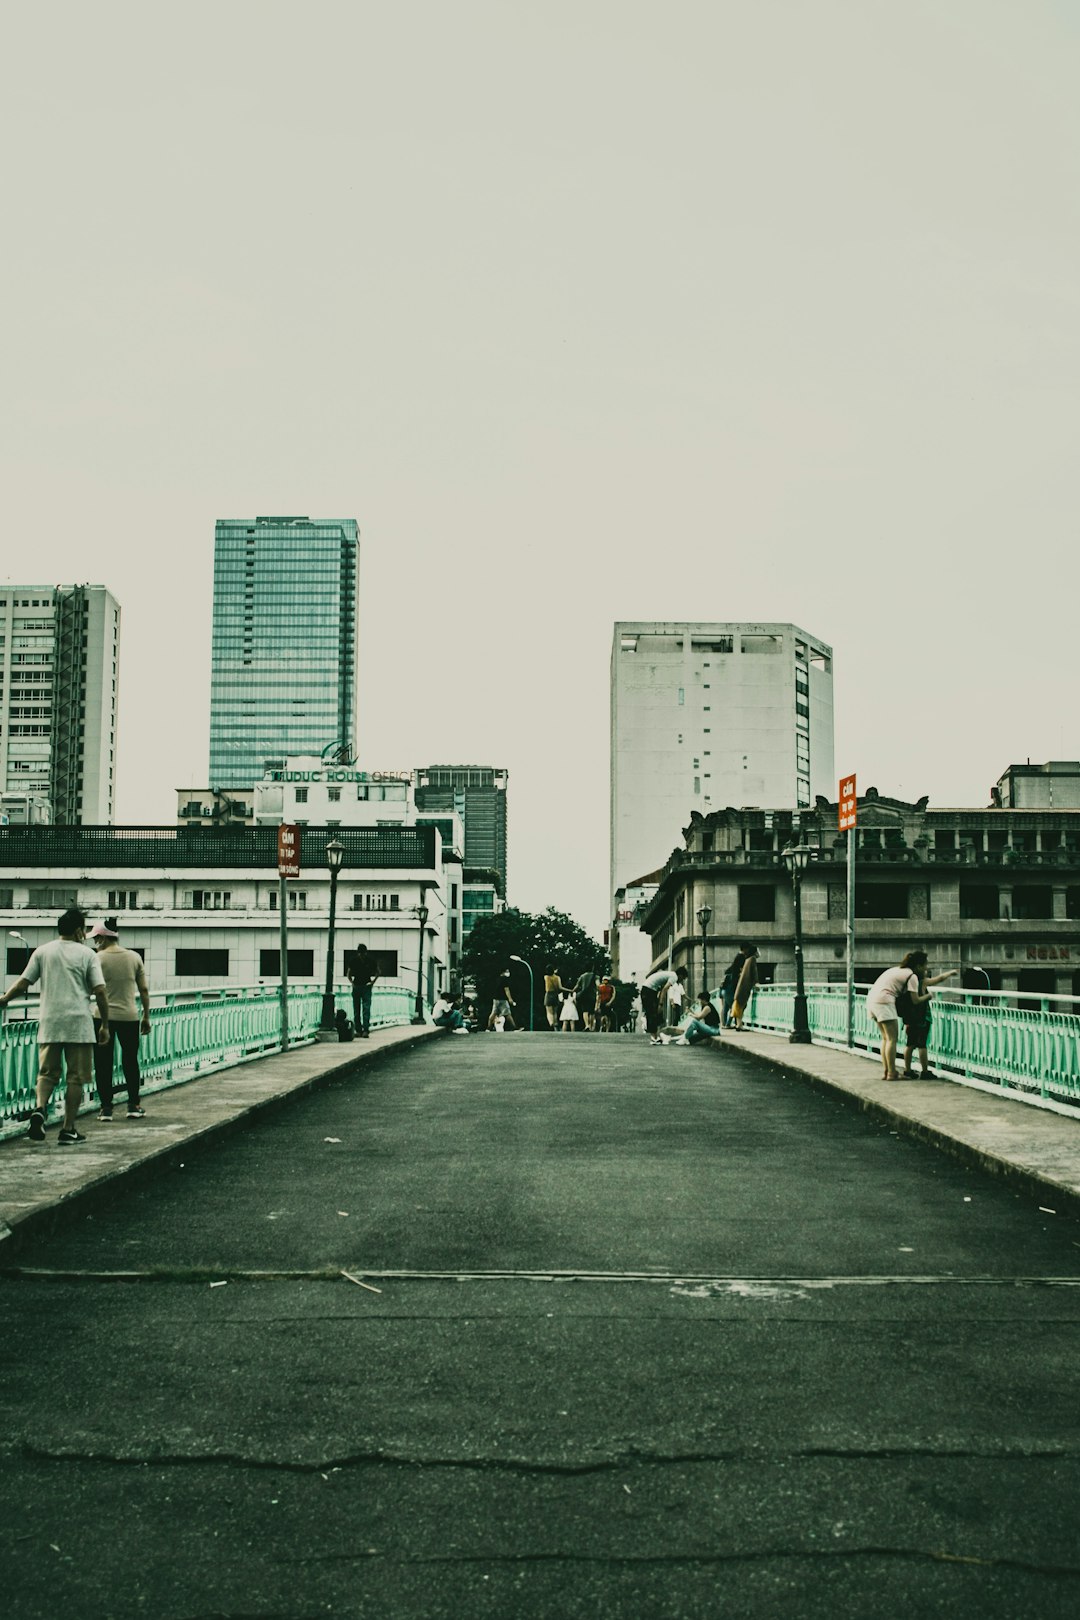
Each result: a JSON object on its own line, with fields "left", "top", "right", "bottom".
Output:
{"left": 265, "top": 768, "right": 413, "bottom": 785}
{"left": 838, "top": 774, "right": 857, "bottom": 832}
{"left": 1027, "top": 945, "right": 1071, "bottom": 961}
{"left": 277, "top": 823, "right": 301, "bottom": 878}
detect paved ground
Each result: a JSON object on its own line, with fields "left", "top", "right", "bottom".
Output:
{"left": 3, "top": 1030, "right": 1080, "bottom": 1618}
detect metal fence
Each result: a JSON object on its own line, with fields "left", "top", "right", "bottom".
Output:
{"left": 0, "top": 981, "right": 413, "bottom": 1136}
{"left": 745, "top": 984, "right": 1080, "bottom": 1110}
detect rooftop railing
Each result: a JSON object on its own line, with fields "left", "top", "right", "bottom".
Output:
{"left": 744, "top": 984, "right": 1080, "bottom": 1112}
{"left": 0, "top": 980, "right": 413, "bottom": 1139}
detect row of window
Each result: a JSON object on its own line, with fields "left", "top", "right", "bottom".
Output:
{"left": 4, "top": 947, "right": 401, "bottom": 979}
{"left": 11, "top": 888, "right": 413, "bottom": 913}
{"left": 725, "top": 882, "right": 1080, "bottom": 923}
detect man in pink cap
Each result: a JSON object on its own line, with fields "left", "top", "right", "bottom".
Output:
{"left": 89, "top": 917, "right": 152, "bottom": 1120}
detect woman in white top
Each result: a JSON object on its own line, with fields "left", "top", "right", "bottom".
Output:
{"left": 866, "top": 950, "right": 955, "bottom": 1081}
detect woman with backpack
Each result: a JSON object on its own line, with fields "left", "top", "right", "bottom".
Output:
{"left": 866, "top": 951, "right": 956, "bottom": 1081}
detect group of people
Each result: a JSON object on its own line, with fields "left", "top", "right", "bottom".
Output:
{"left": 0, "top": 908, "right": 151, "bottom": 1143}
{"left": 866, "top": 951, "right": 957, "bottom": 1080}
{"left": 543, "top": 967, "right": 620, "bottom": 1032}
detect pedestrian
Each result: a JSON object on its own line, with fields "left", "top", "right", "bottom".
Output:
{"left": 900, "top": 957, "right": 958, "bottom": 1079}
{"left": 728, "top": 944, "right": 759, "bottom": 1031}
{"left": 720, "top": 950, "right": 745, "bottom": 1028}
{"left": 673, "top": 989, "right": 723, "bottom": 1046}
{"left": 488, "top": 973, "right": 517, "bottom": 1031}
{"left": 866, "top": 950, "right": 953, "bottom": 1082}
{"left": 574, "top": 968, "right": 599, "bottom": 1031}
{"left": 432, "top": 991, "right": 469, "bottom": 1034}
{"left": 559, "top": 988, "right": 579, "bottom": 1030}
{"left": 0, "top": 908, "right": 110, "bottom": 1145}
{"left": 596, "top": 975, "right": 617, "bottom": 1032}
{"left": 346, "top": 942, "right": 379, "bottom": 1038}
{"left": 89, "top": 917, "right": 151, "bottom": 1120}
{"left": 543, "top": 964, "right": 564, "bottom": 1031}
{"left": 667, "top": 972, "right": 686, "bottom": 1025}
{"left": 640, "top": 965, "right": 688, "bottom": 1044}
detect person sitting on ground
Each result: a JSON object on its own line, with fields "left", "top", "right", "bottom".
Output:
{"left": 674, "top": 989, "right": 723, "bottom": 1046}
{"left": 433, "top": 991, "right": 468, "bottom": 1033}
{"left": 334, "top": 1008, "right": 355, "bottom": 1042}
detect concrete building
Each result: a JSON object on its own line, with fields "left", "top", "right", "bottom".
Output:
{"left": 208, "top": 517, "right": 359, "bottom": 786}
{"left": 610, "top": 622, "right": 834, "bottom": 911}
{"left": 0, "top": 584, "right": 120, "bottom": 824}
{"left": 415, "top": 766, "right": 508, "bottom": 897}
{"left": 993, "top": 761, "right": 1080, "bottom": 810}
{"left": 640, "top": 786, "right": 1080, "bottom": 1001}
{"left": 0, "top": 823, "right": 452, "bottom": 1004}
{"left": 609, "top": 872, "right": 662, "bottom": 982}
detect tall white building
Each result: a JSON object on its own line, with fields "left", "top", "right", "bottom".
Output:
{"left": 610, "top": 622, "right": 835, "bottom": 907}
{"left": 0, "top": 584, "right": 120, "bottom": 824}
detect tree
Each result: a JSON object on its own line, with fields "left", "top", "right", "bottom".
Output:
{"left": 462, "top": 906, "right": 610, "bottom": 1029}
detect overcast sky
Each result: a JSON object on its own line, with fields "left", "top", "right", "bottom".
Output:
{"left": 3, "top": 1, "right": 1077, "bottom": 938}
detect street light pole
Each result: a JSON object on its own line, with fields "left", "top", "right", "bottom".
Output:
{"left": 509, "top": 954, "right": 534, "bottom": 1030}
{"left": 411, "top": 902, "right": 429, "bottom": 1024}
{"left": 695, "top": 905, "right": 711, "bottom": 997}
{"left": 782, "top": 843, "right": 812, "bottom": 1044}
{"left": 319, "top": 838, "right": 345, "bottom": 1034}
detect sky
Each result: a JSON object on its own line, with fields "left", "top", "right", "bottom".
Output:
{"left": 2, "top": 0, "right": 1078, "bottom": 940}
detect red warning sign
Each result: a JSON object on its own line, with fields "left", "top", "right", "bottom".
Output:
{"left": 838, "top": 775, "right": 857, "bottom": 833}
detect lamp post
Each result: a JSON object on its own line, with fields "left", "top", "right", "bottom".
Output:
{"left": 319, "top": 838, "right": 345, "bottom": 1034}
{"left": 509, "top": 954, "right": 534, "bottom": 1030}
{"left": 782, "top": 843, "right": 812, "bottom": 1044}
{"left": 411, "top": 903, "right": 429, "bottom": 1024}
{"left": 695, "top": 905, "right": 711, "bottom": 996}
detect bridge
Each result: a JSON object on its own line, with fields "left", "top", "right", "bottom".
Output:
{"left": 2, "top": 1010, "right": 1080, "bottom": 1617}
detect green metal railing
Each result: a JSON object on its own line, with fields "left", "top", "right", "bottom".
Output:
{"left": 744, "top": 985, "right": 1080, "bottom": 1109}
{"left": 0, "top": 981, "right": 413, "bottom": 1137}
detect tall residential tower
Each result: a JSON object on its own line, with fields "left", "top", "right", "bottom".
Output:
{"left": 0, "top": 584, "right": 120, "bottom": 824}
{"left": 208, "top": 516, "right": 359, "bottom": 785}
{"left": 610, "top": 621, "right": 834, "bottom": 908}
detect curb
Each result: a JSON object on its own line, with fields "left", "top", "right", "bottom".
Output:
{"left": 739, "top": 1040, "right": 1080, "bottom": 1221}
{"left": 0, "top": 1026, "right": 441, "bottom": 1259}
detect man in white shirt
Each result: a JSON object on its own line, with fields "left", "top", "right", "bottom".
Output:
{"left": 0, "top": 908, "right": 109, "bottom": 1144}
{"left": 640, "top": 967, "right": 688, "bottom": 1043}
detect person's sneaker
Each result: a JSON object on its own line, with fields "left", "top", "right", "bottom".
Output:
{"left": 451, "top": 1027, "right": 470, "bottom": 1035}
{"left": 97, "top": 1111, "right": 113, "bottom": 1122}
{"left": 56, "top": 1129, "right": 87, "bottom": 1145}
{"left": 649, "top": 1036, "right": 663, "bottom": 1046}
{"left": 27, "top": 1109, "right": 46, "bottom": 1143}
{"left": 126, "top": 1107, "right": 146, "bottom": 1118}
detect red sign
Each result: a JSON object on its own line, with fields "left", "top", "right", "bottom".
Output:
{"left": 838, "top": 774, "right": 857, "bottom": 832}
{"left": 277, "top": 823, "right": 301, "bottom": 878}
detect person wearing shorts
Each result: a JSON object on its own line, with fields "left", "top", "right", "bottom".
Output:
{"left": 543, "top": 966, "right": 564, "bottom": 1031}
{"left": 866, "top": 951, "right": 955, "bottom": 1081}
{"left": 0, "top": 908, "right": 110, "bottom": 1144}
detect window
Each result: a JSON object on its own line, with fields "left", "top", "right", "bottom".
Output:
{"left": 269, "top": 890, "right": 308, "bottom": 910}
{"left": 259, "top": 949, "right": 315, "bottom": 977}
{"left": 1068, "top": 889, "right": 1080, "bottom": 921}
{"left": 1012, "top": 885, "right": 1053, "bottom": 920}
{"left": 27, "top": 885, "right": 79, "bottom": 907}
{"left": 0, "top": 888, "right": 13, "bottom": 907}
{"left": 7, "top": 946, "right": 31, "bottom": 974}
{"left": 295, "top": 788, "right": 308, "bottom": 804}
{"left": 958, "top": 884, "right": 997, "bottom": 920}
{"left": 175, "top": 948, "right": 229, "bottom": 977}
{"left": 738, "top": 885, "right": 776, "bottom": 922}
{"left": 186, "top": 890, "right": 231, "bottom": 910}
{"left": 328, "top": 788, "right": 341, "bottom": 802}
{"left": 741, "top": 634, "right": 782, "bottom": 654}
{"left": 855, "top": 884, "right": 909, "bottom": 919}
{"left": 107, "top": 890, "right": 138, "bottom": 909}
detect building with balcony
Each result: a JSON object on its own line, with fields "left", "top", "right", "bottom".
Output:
{"left": 0, "top": 823, "right": 451, "bottom": 1005}
{"left": 208, "top": 516, "right": 359, "bottom": 786}
{"left": 0, "top": 584, "right": 120, "bottom": 824}
{"left": 640, "top": 785, "right": 1080, "bottom": 1001}
{"left": 610, "top": 622, "right": 834, "bottom": 913}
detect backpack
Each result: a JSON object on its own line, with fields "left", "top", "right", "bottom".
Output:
{"left": 895, "top": 978, "right": 917, "bottom": 1022}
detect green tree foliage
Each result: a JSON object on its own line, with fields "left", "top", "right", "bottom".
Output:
{"left": 462, "top": 906, "right": 610, "bottom": 1027}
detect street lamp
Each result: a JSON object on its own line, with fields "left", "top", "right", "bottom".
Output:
{"left": 319, "top": 838, "right": 345, "bottom": 1033}
{"left": 412, "top": 902, "right": 430, "bottom": 1024}
{"left": 695, "top": 905, "right": 711, "bottom": 997}
{"left": 509, "top": 954, "right": 534, "bottom": 1030}
{"left": 782, "top": 843, "right": 812, "bottom": 1044}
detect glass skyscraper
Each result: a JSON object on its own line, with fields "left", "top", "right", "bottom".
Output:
{"left": 209, "top": 516, "right": 359, "bottom": 786}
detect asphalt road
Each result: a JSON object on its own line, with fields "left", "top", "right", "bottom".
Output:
{"left": 4, "top": 1032, "right": 1080, "bottom": 1619}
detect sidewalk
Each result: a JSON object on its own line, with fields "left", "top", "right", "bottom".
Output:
{"left": 730, "top": 1027, "right": 1080, "bottom": 1218}
{"left": 0, "top": 1025, "right": 439, "bottom": 1255}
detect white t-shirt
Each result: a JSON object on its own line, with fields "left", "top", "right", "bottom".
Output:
{"left": 23, "top": 938, "right": 104, "bottom": 1043}
{"left": 644, "top": 970, "right": 678, "bottom": 993}
{"left": 867, "top": 966, "right": 918, "bottom": 1008}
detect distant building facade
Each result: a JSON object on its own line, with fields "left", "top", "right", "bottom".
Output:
{"left": 993, "top": 761, "right": 1080, "bottom": 810}
{"left": 610, "top": 622, "right": 834, "bottom": 911}
{"left": 0, "top": 584, "right": 120, "bottom": 824}
{"left": 0, "top": 823, "right": 453, "bottom": 1003}
{"left": 415, "top": 766, "right": 508, "bottom": 896}
{"left": 208, "top": 516, "right": 359, "bottom": 786}
{"left": 641, "top": 787, "right": 1080, "bottom": 1001}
